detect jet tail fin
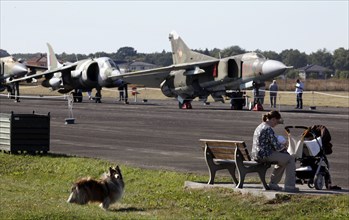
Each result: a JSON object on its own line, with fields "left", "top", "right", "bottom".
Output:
{"left": 46, "top": 43, "right": 62, "bottom": 70}
{"left": 169, "top": 31, "right": 216, "bottom": 65}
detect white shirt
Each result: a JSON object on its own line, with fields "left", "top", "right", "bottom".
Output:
{"left": 295, "top": 81, "right": 304, "bottom": 93}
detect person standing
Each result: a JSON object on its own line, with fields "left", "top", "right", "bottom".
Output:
{"left": 118, "top": 85, "right": 125, "bottom": 101}
{"left": 295, "top": 79, "right": 304, "bottom": 109}
{"left": 251, "top": 111, "right": 298, "bottom": 192}
{"left": 123, "top": 84, "right": 129, "bottom": 104}
{"left": 253, "top": 82, "right": 260, "bottom": 105}
{"left": 87, "top": 90, "right": 92, "bottom": 100}
{"left": 269, "top": 80, "right": 278, "bottom": 108}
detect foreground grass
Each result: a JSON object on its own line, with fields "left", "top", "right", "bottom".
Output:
{"left": 0, "top": 153, "right": 348, "bottom": 219}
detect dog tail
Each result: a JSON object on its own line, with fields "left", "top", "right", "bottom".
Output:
{"left": 67, "top": 184, "right": 89, "bottom": 204}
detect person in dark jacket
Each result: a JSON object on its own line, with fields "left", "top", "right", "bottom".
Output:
{"left": 269, "top": 80, "right": 278, "bottom": 108}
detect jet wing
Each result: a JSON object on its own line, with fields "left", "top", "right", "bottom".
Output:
{"left": 8, "top": 63, "right": 77, "bottom": 84}
{"left": 111, "top": 59, "right": 219, "bottom": 87}
{"left": 26, "top": 64, "right": 48, "bottom": 71}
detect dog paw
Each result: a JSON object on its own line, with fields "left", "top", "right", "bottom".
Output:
{"left": 99, "top": 203, "right": 108, "bottom": 211}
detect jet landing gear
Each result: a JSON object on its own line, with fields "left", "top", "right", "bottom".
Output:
{"left": 71, "top": 89, "right": 83, "bottom": 103}
{"left": 95, "top": 88, "right": 102, "bottom": 103}
{"left": 7, "top": 82, "right": 20, "bottom": 102}
{"left": 178, "top": 100, "right": 192, "bottom": 109}
{"left": 229, "top": 91, "right": 246, "bottom": 110}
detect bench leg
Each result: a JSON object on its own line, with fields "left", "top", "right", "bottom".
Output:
{"left": 227, "top": 166, "right": 239, "bottom": 185}
{"left": 236, "top": 166, "right": 271, "bottom": 189}
{"left": 236, "top": 169, "right": 246, "bottom": 189}
{"left": 208, "top": 167, "right": 216, "bottom": 184}
{"left": 257, "top": 168, "right": 270, "bottom": 190}
{"left": 208, "top": 165, "right": 238, "bottom": 185}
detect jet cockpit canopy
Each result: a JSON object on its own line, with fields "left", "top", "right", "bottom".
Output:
{"left": 0, "top": 49, "right": 11, "bottom": 58}
{"left": 242, "top": 52, "right": 266, "bottom": 61}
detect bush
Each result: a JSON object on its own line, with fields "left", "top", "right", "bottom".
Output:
{"left": 335, "top": 70, "right": 349, "bottom": 79}
{"left": 264, "top": 79, "right": 349, "bottom": 91}
{"left": 286, "top": 70, "right": 299, "bottom": 79}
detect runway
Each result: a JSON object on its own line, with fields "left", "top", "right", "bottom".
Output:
{"left": 1, "top": 96, "right": 348, "bottom": 189}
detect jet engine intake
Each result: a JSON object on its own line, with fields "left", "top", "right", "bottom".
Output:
{"left": 73, "top": 60, "right": 99, "bottom": 88}
{"left": 160, "top": 79, "right": 196, "bottom": 99}
{"left": 161, "top": 70, "right": 196, "bottom": 98}
{"left": 160, "top": 70, "right": 198, "bottom": 98}
{"left": 160, "top": 79, "right": 175, "bottom": 97}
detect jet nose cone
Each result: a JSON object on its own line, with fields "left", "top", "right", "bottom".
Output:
{"left": 12, "top": 63, "right": 28, "bottom": 77}
{"left": 262, "top": 60, "right": 292, "bottom": 77}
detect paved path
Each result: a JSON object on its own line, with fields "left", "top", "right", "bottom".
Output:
{"left": 184, "top": 182, "right": 348, "bottom": 200}
{"left": 1, "top": 96, "right": 348, "bottom": 189}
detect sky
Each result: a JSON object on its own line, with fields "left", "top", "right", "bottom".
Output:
{"left": 1, "top": 0, "right": 348, "bottom": 55}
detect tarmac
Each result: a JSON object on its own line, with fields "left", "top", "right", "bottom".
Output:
{"left": 1, "top": 95, "right": 348, "bottom": 196}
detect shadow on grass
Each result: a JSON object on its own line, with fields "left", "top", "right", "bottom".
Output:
{"left": 1, "top": 150, "right": 76, "bottom": 158}
{"left": 45, "top": 152, "right": 77, "bottom": 158}
{"left": 110, "top": 206, "right": 147, "bottom": 213}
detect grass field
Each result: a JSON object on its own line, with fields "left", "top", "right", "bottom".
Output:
{"left": 0, "top": 153, "right": 348, "bottom": 219}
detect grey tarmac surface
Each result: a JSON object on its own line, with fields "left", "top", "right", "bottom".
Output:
{"left": 1, "top": 96, "right": 348, "bottom": 189}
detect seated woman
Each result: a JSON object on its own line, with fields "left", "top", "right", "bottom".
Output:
{"left": 251, "top": 111, "right": 298, "bottom": 192}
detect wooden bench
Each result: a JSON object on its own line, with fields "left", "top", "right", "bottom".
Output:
{"left": 200, "top": 139, "right": 276, "bottom": 190}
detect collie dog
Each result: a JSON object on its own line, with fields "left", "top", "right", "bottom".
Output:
{"left": 67, "top": 166, "right": 124, "bottom": 210}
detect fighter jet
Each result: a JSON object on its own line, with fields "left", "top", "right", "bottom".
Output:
{"left": 1, "top": 49, "right": 49, "bottom": 101}
{"left": 110, "top": 31, "right": 292, "bottom": 109}
{"left": 0, "top": 49, "right": 29, "bottom": 80}
{"left": 0, "top": 49, "right": 30, "bottom": 101}
{"left": 10, "top": 43, "right": 127, "bottom": 102}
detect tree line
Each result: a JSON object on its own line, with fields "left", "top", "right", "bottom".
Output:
{"left": 14, "top": 46, "right": 349, "bottom": 79}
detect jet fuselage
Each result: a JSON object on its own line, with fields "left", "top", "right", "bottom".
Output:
{"left": 0, "top": 49, "right": 28, "bottom": 91}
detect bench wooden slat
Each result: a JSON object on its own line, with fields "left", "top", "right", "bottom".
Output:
{"left": 202, "top": 140, "right": 252, "bottom": 162}
{"left": 202, "top": 142, "right": 236, "bottom": 160}
{"left": 207, "top": 147, "right": 235, "bottom": 154}
{"left": 235, "top": 142, "right": 251, "bottom": 161}
{"left": 211, "top": 153, "right": 234, "bottom": 160}
{"left": 200, "top": 139, "right": 244, "bottom": 145}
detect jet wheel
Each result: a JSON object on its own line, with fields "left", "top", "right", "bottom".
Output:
{"left": 179, "top": 101, "right": 192, "bottom": 109}
{"left": 73, "top": 92, "right": 83, "bottom": 103}
{"left": 77, "top": 92, "right": 83, "bottom": 103}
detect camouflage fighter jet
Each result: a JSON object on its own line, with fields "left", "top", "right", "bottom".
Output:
{"left": 0, "top": 49, "right": 29, "bottom": 101}
{"left": 10, "top": 43, "right": 127, "bottom": 103}
{"left": 109, "top": 31, "right": 292, "bottom": 109}
{"left": 0, "top": 49, "right": 28, "bottom": 81}
{"left": 1, "top": 49, "right": 48, "bottom": 101}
